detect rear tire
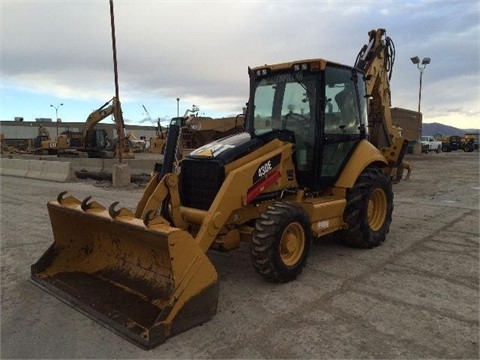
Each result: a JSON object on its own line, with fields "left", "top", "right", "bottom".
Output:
{"left": 251, "top": 202, "right": 312, "bottom": 283}
{"left": 334, "top": 167, "right": 393, "bottom": 248}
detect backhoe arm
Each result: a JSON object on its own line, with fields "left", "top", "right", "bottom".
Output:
{"left": 355, "top": 28, "right": 406, "bottom": 167}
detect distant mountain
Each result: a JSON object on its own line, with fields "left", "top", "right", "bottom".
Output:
{"left": 422, "top": 122, "right": 479, "bottom": 137}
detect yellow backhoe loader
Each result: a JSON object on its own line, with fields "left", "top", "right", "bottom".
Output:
{"left": 31, "top": 29, "right": 407, "bottom": 349}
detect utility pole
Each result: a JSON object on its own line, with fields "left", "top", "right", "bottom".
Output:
{"left": 109, "top": 0, "right": 124, "bottom": 163}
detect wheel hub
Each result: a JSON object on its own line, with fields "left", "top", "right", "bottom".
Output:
{"left": 280, "top": 223, "right": 305, "bottom": 266}
{"left": 368, "top": 188, "right": 387, "bottom": 232}
{"left": 283, "top": 233, "right": 297, "bottom": 253}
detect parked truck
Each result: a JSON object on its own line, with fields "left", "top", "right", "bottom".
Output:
{"left": 421, "top": 136, "right": 442, "bottom": 153}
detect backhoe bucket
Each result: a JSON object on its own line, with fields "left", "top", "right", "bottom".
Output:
{"left": 31, "top": 194, "right": 219, "bottom": 349}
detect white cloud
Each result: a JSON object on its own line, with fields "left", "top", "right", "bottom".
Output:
{"left": 1, "top": 0, "right": 479, "bottom": 128}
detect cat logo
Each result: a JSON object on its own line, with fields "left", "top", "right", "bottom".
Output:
{"left": 192, "top": 143, "right": 235, "bottom": 158}
{"left": 195, "top": 148, "right": 213, "bottom": 157}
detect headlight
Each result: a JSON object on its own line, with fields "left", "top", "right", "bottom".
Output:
{"left": 256, "top": 69, "right": 268, "bottom": 76}
{"left": 293, "top": 63, "right": 309, "bottom": 71}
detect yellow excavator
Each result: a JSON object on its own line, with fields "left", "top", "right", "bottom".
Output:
{"left": 78, "top": 97, "right": 133, "bottom": 158}
{"left": 31, "top": 29, "right": 407, "bottom": 349}
{"left": 56, "top": 97, "right": 134, "bottom": 158}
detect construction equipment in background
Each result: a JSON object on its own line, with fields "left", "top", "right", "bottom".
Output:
{"left": 47, "top": 98, "right": 134, "bottom": 159}
{"left": 76, "top": 97, "right": 133, "bottom": 158}
{"left": 437, "top": 134, "right": 478, "bottom": 153}
{"left": 149, "top": 106, "right": 245, "bottom": 157}
{"left": 441, "top": 135, "right": 462, "bottom": 152}
{"left": 24, "top": 100, "right": 130, "bottom": 158}
{"left": 149, "top": 118, "right": 168, "bottom": 154}
{"left": 1, "top": 134, "right": 31, "bottom": 154}
{"left": 32, "top": 28, "right": 407, "bottom": 349}
{"left": 0, "top": 133, "right": 8, "bottom": 154}
{"left": 179, "top": 112, "right": 245, "bottom": 155}
{"left": 126, "top": 131, "right": 146, "bottom": 153}
{"left": 461, "top": 134, "right": 478, "bottom": 152}
{"left": 167, "top": 105, "right": 245, "bottom": 157}
{"left": 29, "top": 125, "right": 69, "bottom": 155}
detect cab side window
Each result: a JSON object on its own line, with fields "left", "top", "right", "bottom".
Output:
{"left": 321, "top": 67, "right": 362, "bottom": 179}
{"left": 325, "top": 68, "right": 361, "bottom": 135}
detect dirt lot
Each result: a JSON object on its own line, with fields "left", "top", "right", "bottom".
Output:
{"left": 1, "top": 151, "right": 479, "bottom": 359}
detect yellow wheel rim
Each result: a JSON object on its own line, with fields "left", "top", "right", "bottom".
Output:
{"left": 367, "top": 188, "right": 387, "bottom": 232}
{"left": 280, "top": 222, "right": 305, "bottom": 266}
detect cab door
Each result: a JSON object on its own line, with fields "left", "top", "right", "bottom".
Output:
{"left": 317, "top": 66, "right": 367, "bottom": 187}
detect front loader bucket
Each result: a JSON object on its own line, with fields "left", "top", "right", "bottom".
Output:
{"left": 31, "top": 194, "right": 219, "bottom": 349}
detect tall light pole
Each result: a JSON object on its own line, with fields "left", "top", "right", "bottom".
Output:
{"left": 50, "top": 103, "right": 63, "bottom": 138}
{"left": 410, "top": 56, "right": 431, "bottom": 113}
{"left": 176, "top": 98, "right": 180, "bottom": 117}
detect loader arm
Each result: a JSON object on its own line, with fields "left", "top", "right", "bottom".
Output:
{"left": 355, "top": 28, "right": 406, "bottom": 167}
{"left": 136, "top": 139, "right": 296, "bottom": 253}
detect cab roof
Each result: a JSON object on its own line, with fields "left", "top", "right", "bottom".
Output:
{"left": 251, "top": 58, "right": 350, "bottom": 72}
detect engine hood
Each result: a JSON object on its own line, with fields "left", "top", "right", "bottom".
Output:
{"left": 187, "top": 132, "right": 262, "bottom": 164}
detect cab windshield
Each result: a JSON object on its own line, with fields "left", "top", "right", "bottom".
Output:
{"left": 252, "top": 72, "right": 317, "bottom": 171}
{"left": 253, "top": 72, "right": 317, "bottom": 135}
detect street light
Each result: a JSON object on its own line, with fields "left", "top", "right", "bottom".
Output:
{"left": 50, "top": 103, "right": 63, "bottom": 138}
{"left": 410, "top": 56, "right": 431, "bottom": 113}
{"left": 176, "top": 98, "right": 180, "bottom": 117}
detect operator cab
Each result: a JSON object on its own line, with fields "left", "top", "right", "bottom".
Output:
{"left": 247, "top": 60, "right": 368, "bottom": 190}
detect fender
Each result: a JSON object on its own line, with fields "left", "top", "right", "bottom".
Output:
{"left": 334, "top": 140, "right": 387, "bottom": 189}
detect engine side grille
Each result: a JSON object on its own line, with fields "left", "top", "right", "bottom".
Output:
{"left": 180, "top": 159, "right": 225, "bottom": 210}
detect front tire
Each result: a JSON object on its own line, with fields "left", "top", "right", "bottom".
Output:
{"left": 251, "top": 202, "right": 312, "bottom": 283}
{"left": 334, "top": 167, "right": 393, "bottom": 248}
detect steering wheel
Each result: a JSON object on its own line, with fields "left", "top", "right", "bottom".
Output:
{"left": 283, "top": 112, "right": 310, "bottom": 128}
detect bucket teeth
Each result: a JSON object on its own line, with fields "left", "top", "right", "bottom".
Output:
{"left": 79, "top": 196, "right": 106, "bottom": 212}
{"left": 56, "top": 192, "right": 81, "bottom": 207}
{"left": 108, "top": 201, "right": 121, "bottom": 218}
{"left": 143, "top": 209, "right": 155, "bottom": 227}
{"left": 142, "top": 209, "right": 170, "bottom": 228}
{"left": 81, "top": 196, "right": 93, "bottom": 211}
{"left": 57, "top": 191, "right": 68, "bottom": 204}
{"left": 108, "top": 201, "right": 135, "bottom": 219}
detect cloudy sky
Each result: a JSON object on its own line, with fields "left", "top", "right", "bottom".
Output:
{"left": 1, "top": 0, "right": 479, "bottom": 129}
